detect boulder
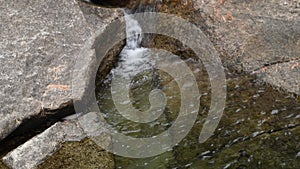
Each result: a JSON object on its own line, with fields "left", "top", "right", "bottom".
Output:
{"left": 2, "top": 121, "right": 84, "bottom": 169}
{"left": 0, "top": 1, "right": 123, "bottom": 168}
{"left": 194, "top": 0, "right": 300, "bottom": 94}
{"left": 0, "top": 0, "right": 122, "bottom": 141}
{"left": 0, "top": 0, "right": 86, "bottom": 140}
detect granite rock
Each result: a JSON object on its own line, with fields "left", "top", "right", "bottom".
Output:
{"left": 194, "top": 0, "right": 300, "bottom": 94}
{"left": 2, "top": 121, "right": 85, "bottom": 169}
{"left": 0, "top": 0, "right": 122, "bottom": 141}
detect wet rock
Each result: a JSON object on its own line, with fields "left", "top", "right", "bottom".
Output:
{"left": 297, "top": 151, "right": 300, "bottom": 158}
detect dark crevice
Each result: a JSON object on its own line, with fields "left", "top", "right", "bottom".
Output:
{"left": 79, "top": 0, "right": 140, "bottom": 9}
{"left": 0, "top": 101, "right": 75, "bottom": 156}
{"left": 251, "top": 58, "right": 300, "bottom": 72}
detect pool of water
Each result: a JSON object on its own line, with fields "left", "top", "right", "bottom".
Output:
{"left": 94, "top": 56, "right": 300, "bottom": 168}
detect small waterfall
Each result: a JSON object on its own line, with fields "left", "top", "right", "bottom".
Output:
{"left": 123, "top": 10, "right": 142, "bottom": 49}
{"left": 111, "top": 7, "right": 155, "bottom": 79}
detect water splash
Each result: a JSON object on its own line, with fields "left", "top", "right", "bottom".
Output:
{"left": 123, "top": 11, "right": 143, "bottom": 49}
{"left": 111, "top": 10, "right": 153, "bottom": 79}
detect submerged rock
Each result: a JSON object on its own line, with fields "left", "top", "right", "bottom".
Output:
{"left": 37, "top": 138, "right": 114, "bottom": 169}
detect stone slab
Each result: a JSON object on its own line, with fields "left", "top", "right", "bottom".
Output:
{"left": 0, "top": 0, "right": 122, "bottom": 141}
{"left": 2, "top": 121, "right": 85, "bottom": 169}
{"left": 0, "top": 0, "right": 87, "bottom": 140}
{"left": 194, "top": 0, "right": 300, "bottom": 94}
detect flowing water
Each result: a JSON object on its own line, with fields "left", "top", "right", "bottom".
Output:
{"left": 96, "top": 8, "right": 182, "bottom": 168}
{"left": 31, "top": 3, "right": 300, "bottom": 169}
{"left": 1, "top": 2, "right": 299, "bottom": 169}
{"left": 94, "top": 6, "right": 300, "bottom": 169}
{"left": 111, "top": 9, "right": 152, "bottom": 79}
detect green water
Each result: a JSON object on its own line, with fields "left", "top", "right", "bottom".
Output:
{"left": 1, "top": 57, "right": 298, "bottom": 169}
{"left": 94, "top": 57, "right": 300, "bottom": 169}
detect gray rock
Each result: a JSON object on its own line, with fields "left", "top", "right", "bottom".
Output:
{"left": 255, "top": 60, "right": 300, "bottom": 95}
{"left": 2, "top": 121, "right": 85, "bottom": 169}
{"left": 0, "top": 0, "right": 122, "bottom": 141}
{"left": 0, "top": 1, "right": 124, "bottom": 168}
{"left": 195, "top": 0, "right": 300, "bottom": 94}
{"left": 78, "top": 1, "right": 123, "bottom": 32}
{"left": 0, "top": 0, "right": 87, "bottom": 140}
{"left": 2, "top": 111, "right": 115, "bottom": 169}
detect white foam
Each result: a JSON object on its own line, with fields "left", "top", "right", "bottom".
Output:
{"left": 124, "top": 13, "right": 142, "bottom": 49}
{"left": 111, "top": 11, "right": 153, "bottom": 79}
